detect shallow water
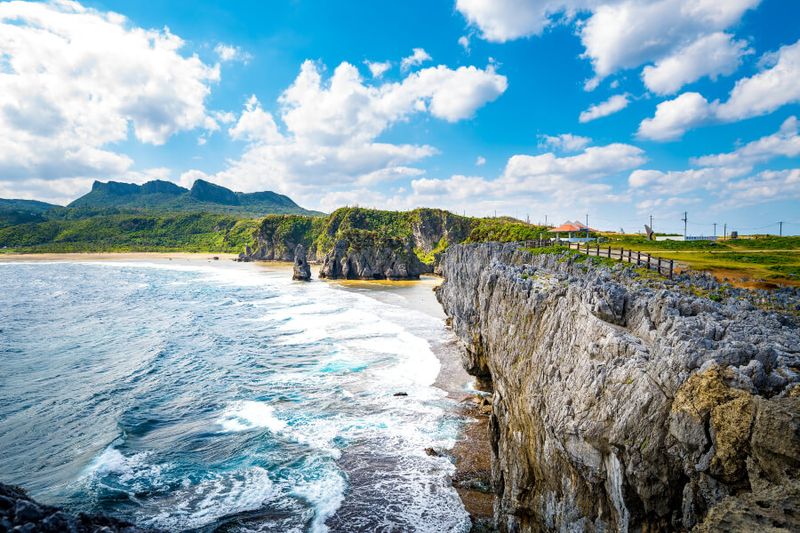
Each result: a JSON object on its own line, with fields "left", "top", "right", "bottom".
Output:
{"left": 0, "top": 260, "right": 471, "bottom": 532}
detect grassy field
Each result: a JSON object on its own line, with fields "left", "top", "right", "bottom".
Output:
{"left": 602, "top": 234, "right": 800, "bottom": 287}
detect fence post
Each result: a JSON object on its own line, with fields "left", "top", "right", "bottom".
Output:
{"left": 647, "top": 254, "right": 651, "bottom": 270}
{"left": 657, "top": 257, "right": 662, "bottom": 275}
{"left": 669, "top": 260, "right": 674, "bottom": 279}
{"left": 637, "top": 251, "right": 641, "bottom": 265}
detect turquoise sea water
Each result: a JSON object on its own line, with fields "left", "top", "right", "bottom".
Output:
{"left": 0, "top": 260, "right": 471, "bottom": 532}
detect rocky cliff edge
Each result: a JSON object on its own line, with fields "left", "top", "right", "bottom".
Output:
{"left": 436, "top": 243, "right": 800, "bottom": 532}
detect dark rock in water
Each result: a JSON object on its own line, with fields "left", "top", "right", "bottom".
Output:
{"left": 292, "top": 244, "right": 312, "bottom": 281}
{"left": 425, "top": 447, "right": 441, "bottom": 457}
{"left": 212, "top": 256, "right": 219, "bottom": 261}
{"left": 393, "top": 392, "right": 408, "bottom": 397}
{"left": 437, "top": 242, "right": 800, "bottom": 533}
{"left": 319, "top": 237, "right": 431, "bottom": 280}
{"left": 0, "top": 482, "right": 161, "bottom": 532}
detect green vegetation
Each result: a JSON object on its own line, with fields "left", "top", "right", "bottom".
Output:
{"left": 0, "top": 213, "right": 259, "bottom": 253}
{"left": 66, "top": 179, "right": 322, "bottom": 217}
{"left": 466, "top": 218, "right": 549, "bottom": 243}
{"left": 603, "top": 233, "right": 800, "bottom": 285}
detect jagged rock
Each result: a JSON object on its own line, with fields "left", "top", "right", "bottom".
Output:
{"left": 0, "top": 482, "right": 161, "bottom": 532}
{"left": 292, "top": 244, "right": 311, "bottom": 281}
{"left": 436, "top": 243, "right": 800, "bottom": 532}
{"left": 318, "top": 237, "right": 431, "bottom": 280}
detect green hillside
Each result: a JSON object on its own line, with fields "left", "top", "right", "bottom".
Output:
{"left": 67, "top": 179, "right": 322, "bottom": 217}
{"left": 0, "top": 212, "right": 259, "bottom": 253}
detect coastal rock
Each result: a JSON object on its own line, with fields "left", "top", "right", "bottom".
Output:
{"left": 436, "top": 243, "right": 800, "bottom": 532}
{"left": 0, "top": 482, "right": 161, "bottom": 532}
{"left": 292, "top": 244, "right": 311, "bottom": 281}
{"left": 318, "top": 237, "right": 431, "bottom": 280}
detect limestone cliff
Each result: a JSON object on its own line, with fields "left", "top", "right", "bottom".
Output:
{"left": 246, "top": 207, "right": 475, "bottom": 279}
{"left": 436, "top": 243, "right": 800, "bottom": 532}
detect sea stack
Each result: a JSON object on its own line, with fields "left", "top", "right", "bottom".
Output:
{"left": 292, "top": 244, "right": 311, "bottom": 281}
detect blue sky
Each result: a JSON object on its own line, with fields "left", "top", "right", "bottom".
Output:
{"left": 1, "top": 0, "right": 799, "bottom": 235}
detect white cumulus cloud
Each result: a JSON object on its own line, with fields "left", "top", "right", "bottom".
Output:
{"left": 0, "top": 0, "right": 220, "bottom": 192}
{"left": 538, "top": 133, "right": 592, "bottom": 152}
{"left": 638, "top": 39, "right": 800, "bottom": 140}
{"left": 205, "top": 59, "right": 507, "bottom": 207}
{"left": 641, "top": 32, "right": 750, "bottom": 95}
{"left": 579, "top": 94, "right": 629, "bottom": 123}
{"left": 364, "top": 60, "right": 391, "bottom": 78}
{"left": 400, "top": 48, "right": 432, "bottom": 71}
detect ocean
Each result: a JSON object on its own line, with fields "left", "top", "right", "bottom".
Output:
{"left": 0, "top": 258, "right": 472, "bottom": 532}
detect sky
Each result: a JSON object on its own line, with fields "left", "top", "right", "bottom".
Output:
{"left": 1, "top": 0, "right": 799, "bottom": 235}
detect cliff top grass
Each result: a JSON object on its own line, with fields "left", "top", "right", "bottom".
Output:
{"left": 601, "top": 234, "right": 800, "bottom": 287}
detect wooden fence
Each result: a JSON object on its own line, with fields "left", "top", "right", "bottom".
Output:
{"left": 519, "top": 239, "right": 674, "bottom": 278}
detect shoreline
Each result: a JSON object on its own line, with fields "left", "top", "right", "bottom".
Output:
{"left": 1, "top": 254, "right": 492, "bottom": 530}
{"left": 0, "top": 252, "right": 239, "bottom": 262}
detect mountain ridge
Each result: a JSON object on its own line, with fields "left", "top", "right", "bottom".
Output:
{"left": 66, "top": 178, "right": 321, "bottom": 216}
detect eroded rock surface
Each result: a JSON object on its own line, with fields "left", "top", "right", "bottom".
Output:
{"left": 292, "top": 244, "right": 311, "bottom": 281}
{"left": 436, "top": 243, "right": 800, "bottom": 532}
{"left": 318, "top": 237, "right": 431, "bottom": 280}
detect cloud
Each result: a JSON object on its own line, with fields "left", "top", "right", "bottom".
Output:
{"left": 214, "top": 43, "right": 250, "bottom": 63}
{"left": 641, "top": 32, "right": 750, "bottom": 95}
{"left": 400, "top": 48, "right": 432, "bottom": 71}
{"left": 716, "top": 39, "right": 800, "bottom": 121}
{"left": 630, "top": 116, "right": 800, "bottom": 209}
{"left": 0, "top": 167, "right": 172, "bottom": 205}
{"left": 203, "top": 59, "right": 506, "bottom": 207}
{"left": 637, "top": 92, "right": 712, "bottom": 141}
{"left": 456, "top": 0, "right": 759, "bottom": 89}
{"left": 579, "top": 94, "right": 629, "bottom": 123}
{"left": 691, "top": 116, "right": 800, "bottom": 168}
{"left": 228, "top": 95, "right": 283, "bottom": 144}
{"left": 476, "top": 155, "right": 486, "bottom": 166}
{"left": 538, "top": 133, "right": 591, "bottom": 152}
{"left": 458, "top": 35, "right": 471, "bottom": 52}
{"left": 580, "top": 0, "right": 759, "bottom": 81}
{"left": 364, "top": 59, "right": 391, "bottom": 78}
{"left": 638, "top": 40, "right": 800, "bottom": 140}
{"left": 628, "top": 166, "right": 749, "bottom": 194}
{"left": 409, "top": 143, "right": 645, "bottom": 212}
{"left": 0, "top": 0, "right": 220, "bottom": 185}
{"left": 720, "top": 168, "right": 800, "bottom": 207}
{"left": 455, "top": 0, "right": 587, "bottom": 42}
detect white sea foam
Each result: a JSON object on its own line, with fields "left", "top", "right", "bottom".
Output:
{"left": 291, "top": 467, "right": 347, "bottom": 533}
{"left": 149, "top": 466, "right": 274, "bottom": 530}
{"left": 217, "top": 400, "right": 286, "bottom": 433}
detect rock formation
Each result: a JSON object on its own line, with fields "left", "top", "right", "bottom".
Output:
{"left": 0, "top": 482, "right": 160, "bottom": 532}
{"left": 318, "top": 237, "right": 431, "bottom": 280}
{"left": 292, "top": 244, "right": 311, "bottom": 281}
{"left": 436, "top": 243, "right": 800, "bottom": 532}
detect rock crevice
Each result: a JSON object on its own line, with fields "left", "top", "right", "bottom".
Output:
{"left": 436, "top": 243, "right": 800, "bottom": 532}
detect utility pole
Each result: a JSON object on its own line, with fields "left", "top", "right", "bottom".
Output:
{"left": 724, "top": 223, "right": 727, "bottom": 239}
{"left": 779, "top": 221, "right": 783, "bottom": 237}
{"left": 713, "top": 222, "right": 717, "bottom": 237}
{"left": 545, "top": 214, "right": 548, "bottom": 226}
{"left": 649, "top": 214, "right": 653, "bottom": 232}
{"left": 585, "top": 213, "right": 590, "bottom": 239}
{"left": 682, "top": 211, "right": 688, "bottom": 238}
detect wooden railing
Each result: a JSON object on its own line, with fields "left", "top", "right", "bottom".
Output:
{"left": 519, "top": 240, "right": 674, "bottom": 278}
